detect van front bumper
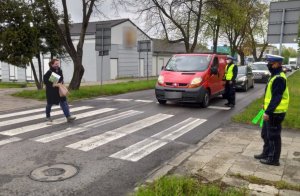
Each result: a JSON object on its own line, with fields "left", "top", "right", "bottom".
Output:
{"left": 155, "top": 84, "right": 206, "bottom": 103}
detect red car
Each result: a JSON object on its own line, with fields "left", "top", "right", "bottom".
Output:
{"left": 155, "top": 53, "right": 227, "bottom": 107}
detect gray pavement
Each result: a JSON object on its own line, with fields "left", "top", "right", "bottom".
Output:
{"left": 146, "top": 123, "right": 300, "bottom": 196}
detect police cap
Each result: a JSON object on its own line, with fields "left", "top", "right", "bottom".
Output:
{"left": 266, "top": 54, "right": 284, "bottom": 63}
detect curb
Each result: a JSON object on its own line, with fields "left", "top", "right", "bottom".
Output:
{"left": 143, "top": 128, "right": 222, "bottom": 184}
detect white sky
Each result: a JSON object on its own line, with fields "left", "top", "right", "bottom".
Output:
{"left": 62, "top": 0, "right": 298, "bottom": 50}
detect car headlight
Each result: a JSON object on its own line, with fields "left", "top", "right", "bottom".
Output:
{"left": 157, "top": 75, "right": 164, "bottom": 85}
{"left": 238, "top": 76, "right": 247, "bottom": 81}
{"left": 264, "top": 71, "right": 270, "bottom": 76}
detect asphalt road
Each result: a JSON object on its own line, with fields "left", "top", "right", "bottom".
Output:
{"left": 0, "top": 82, "right": 267, "bottom": 196}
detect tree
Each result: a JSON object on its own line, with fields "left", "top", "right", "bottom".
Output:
{"left": 135, "top": 0, "right": 206, "bottom": 53}
{"left": 42, "top": 0, "right": 98, "bottom": 90}
{"left": 0, "top": 0, "right": 65, "bottom": 89}
{"left": 282, "top": 46, "right": 298, "bottom": 64}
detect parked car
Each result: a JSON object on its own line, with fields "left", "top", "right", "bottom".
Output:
{"left": 251, "top": 62, "right": 271, "bottom": 83}
{"left": 235, "top": 66, "right": 254, "bottom": 91}
{"left": 155, "top": 53, "right": 227, "bottom": 107}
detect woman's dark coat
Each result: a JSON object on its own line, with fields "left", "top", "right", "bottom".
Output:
{"left": 43, "top": 67, "right": 66, "bottom": 105}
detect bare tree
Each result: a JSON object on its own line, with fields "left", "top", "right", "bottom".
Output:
{"left": 135, "top": 0, "right": 206, "bottom": 53}
{"left": 42, "top": 0, "right": 97, "bottom": 90}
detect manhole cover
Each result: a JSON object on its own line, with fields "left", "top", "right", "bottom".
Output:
{"left": 29, "top": 163, "right": 78, "bottom": 182}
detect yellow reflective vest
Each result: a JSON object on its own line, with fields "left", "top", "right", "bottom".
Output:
{"left": 264, "top": 72, "right": 289, "bottom": 113}
{"left": 225, "top": 64, "right": 234, "bottom": 80}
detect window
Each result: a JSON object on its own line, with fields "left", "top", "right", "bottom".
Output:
{"left": 9, "top": 65, "right": 18, "bottom": 81}
{"left": 165, "top": 55, "right": 211, "bottom": 72}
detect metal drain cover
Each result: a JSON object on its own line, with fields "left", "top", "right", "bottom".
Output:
{"left": 29, "top": 163, "right": 78, "bottom": 182}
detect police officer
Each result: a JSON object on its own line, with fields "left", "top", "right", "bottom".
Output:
{"left": 224, "top": 56, "right": 237, "bottom": 107}
{"left": 254, "top": 54, "right": 289, "bottom": 166}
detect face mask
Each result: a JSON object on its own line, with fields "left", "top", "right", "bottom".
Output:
{"left": 267, "top": 63, "right": 273, "bottom": 71}
{"left": 226, "top": 60, "right": 231, "bottom": 64}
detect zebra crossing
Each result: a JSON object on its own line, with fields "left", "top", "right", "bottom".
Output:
{"left": 0, "top": 105, "right": 207, "bottom": 162}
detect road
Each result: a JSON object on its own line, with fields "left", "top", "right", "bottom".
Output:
{"left": 0, "top": 83, "right": 267, "bottom": 195}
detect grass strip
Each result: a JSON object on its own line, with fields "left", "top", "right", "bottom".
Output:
{"left": 0, "top": 82, "right": 34, "bottom": 88}
{"left": 232, "top": 71, "right": 300, "bottom": 129}
{"left": 12, "top": 80, "right": 157, "bottom": 102}
{"left": 133, "top": 175, "right": 248, "bottom": 196}
{"left": 230, "top": 173, "right": 300, "bottom": 192}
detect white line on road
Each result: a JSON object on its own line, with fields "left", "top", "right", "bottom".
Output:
{"left": 134, "top": 100, "right": 154, "bottom": 103}
{"left": 110, "top": 118, "right": 206, "bottom": 162}
{"left": 66, "top": 113, "right": 173, "bottom": 151}
{"left": 114, "top": 99, "right": 133, "bottom": 102}
{"left": 0, "top": 137, "right": 22, "bottom": 146}
{"left": 0, "top": 108, "right": 116, "bottom": 136}
{"left": 0, "top": 106, "right": 62, "bottom": 119}
{"left": 33, "top": 110, "right": 142, "bottom": 143}
{"left": 95, "top": 98, "right": 111, "bottom": 101}
{"left": 207, "top": 106, "right": 231, "bottom": 110}
{"left": 0, "top": 106, "right": 92, "bottom": 127}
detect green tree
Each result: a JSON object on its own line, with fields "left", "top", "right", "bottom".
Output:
{"left": 282, "top": 46, "right": 298, "bottom": 64}
{"left": 0, "top": 0, "right": 65, "bottom": 89}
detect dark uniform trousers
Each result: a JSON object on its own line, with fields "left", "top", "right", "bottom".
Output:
{"left": 261, "top": 113, "right": 286, "bottom": 161}
{"left": 225, "top": 81, "right": 235, "bottom": 105}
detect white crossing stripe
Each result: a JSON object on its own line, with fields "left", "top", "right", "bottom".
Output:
{"left": 33, "top": 110, "right": 143, "bottom": 143}
{"left": 0, "top": 108, "right": 116, "bottom": 136}
{"left": 66, "top": 113, "right": 173, "bottom": 151}
{"left": 135, "top": 100, "right": 153, "bottom": 103}
{"left": 0, "top": 137, "right": 22, "bottom": 146}
{"left": 207, "top": 106, "right": 231, "bottom": 110}
{"left": 110, "top": 118, "right": 206, "bottom": 162}
{"left": 0, "top": 106, "right": 62, "bottom": 119}
{"left": 0, "top": 106, "right": 92, "bottom": 127}
{"left": 95, "top": 98, "right": 111, "bottom": 101}
{"left": 114, "top": 99, "right": 133, "bottom": 102}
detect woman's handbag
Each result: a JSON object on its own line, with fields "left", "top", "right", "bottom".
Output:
{"left": 58, "top": 84, "right": 69, "bottom": 97}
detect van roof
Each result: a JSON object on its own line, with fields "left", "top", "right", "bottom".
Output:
{"left": 174, "top": 53, "right": 228, "bottom": 56}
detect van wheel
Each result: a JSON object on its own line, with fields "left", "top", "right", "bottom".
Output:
{"left": 201, "top": 90, "right": 210, "bottom": 108}
{"left": 243, "top": 82, "right": 248, "bottom": 92}
{"left": 158, "top": 99, "right": 167, "bottom": 104}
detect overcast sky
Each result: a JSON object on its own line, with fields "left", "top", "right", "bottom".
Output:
{"left": 61, "top": 0, "right": 298, "bottom": 50}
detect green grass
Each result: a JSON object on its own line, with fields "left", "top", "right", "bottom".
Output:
{"left": 133, "top": 176, "right": 247, "bottom": 196}
{"left": 230, "top": 173, "right": 300, "bottom": 191}
{"left": 12, "top": 80, "right": 157, "bottom": 102}
{"left": 232, "top": 71, "right": 300, "bottom": 129}
{"left": 0, "top": 82, "right": 34, "bottom": 88}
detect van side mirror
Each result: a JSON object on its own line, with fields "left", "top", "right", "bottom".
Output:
{"left": 210, "top": 66, "right": 218, "bottom": 75}
{"left": 161, "top": 66, "right": 164, "bottom": 70}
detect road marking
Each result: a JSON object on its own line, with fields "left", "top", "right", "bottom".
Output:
{"left": 114, "top": 99, "right": 133, "bottom": 102}
{"left": 95, "top": 98, "right": 111, "bottom": 101}
{"left": 207, "top": 106, "right": 231, "bottom": 110}
{"left": 0, "top": 106, "right": 62, "bottom": 119}
{"left": 135, "top": 100, "right": 153, "bottom": 103}
{"left": 110, "top": 118, "right": 206, "bottom": 162}
{"left": 33, "top": 110, "right": 143, "bottom": 143}
{"left": 0, "top": 108, "right": 116, "bottom": 136}
{"left": 66, "top": 113, "right": 173, "bottom": 151}
{"left": 0, "top": 137, "right": 22, "bottom": 146}
{"left": 0, "top": 106, "right": 92, "bottom": 127}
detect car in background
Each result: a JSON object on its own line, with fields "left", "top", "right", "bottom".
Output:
{"left": 282, "top": 64, "right": 292, "bottom": 72}
{"left": 251, "top": 62, "right": 270, "bottom": 83}
{"left": 235, "top": 66, "right": 254, "bottom": 91}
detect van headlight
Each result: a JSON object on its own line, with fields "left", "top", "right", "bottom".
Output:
{"left": 157, "top": 75, "right": 164, "bottom": 85}
{"left": 189, "top": 77, "right": 203, "bottom": 88}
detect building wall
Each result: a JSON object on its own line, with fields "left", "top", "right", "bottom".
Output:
{"left": 60, "top": 35, "right": 97, "bottom": 83}
{"left": 152, "top": 54, "right": 172, "bottom": 76}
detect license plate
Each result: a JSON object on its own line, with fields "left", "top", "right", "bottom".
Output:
{"left": 165, "top": 92, "right": 182, "bottom": 99}
{"left": 254, "top": 75, "right": 262, "bottom": 79}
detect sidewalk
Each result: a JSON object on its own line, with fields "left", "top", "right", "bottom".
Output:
{"left": 146, "top": 123, "right": 300, "bottom": 196}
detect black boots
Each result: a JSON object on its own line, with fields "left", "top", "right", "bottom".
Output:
{"left": 260, "top": 158, "right": 280, "bottom": 166}
{"left": 254, "top": 153, "right": 268, "bottom": 160}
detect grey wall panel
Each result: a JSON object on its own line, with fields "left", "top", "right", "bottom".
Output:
{"left": 1, "top": 62, "right": 10, "bottom": 82}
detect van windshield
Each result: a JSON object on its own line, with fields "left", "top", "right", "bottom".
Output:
{"left": 165, "top": 55, "right": 211, "bottom": 72}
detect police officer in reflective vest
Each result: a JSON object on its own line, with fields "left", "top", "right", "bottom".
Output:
{"left": 254, "top": 54, "right": 289, "bottom": 166}
{"left": 224, "top": 56, "right": 237, "bottom": 107}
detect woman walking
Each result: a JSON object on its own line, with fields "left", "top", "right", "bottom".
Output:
{"left": 43, "top": 59, "right": 76, "bottom": 122}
